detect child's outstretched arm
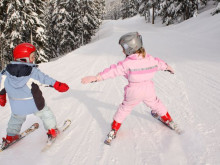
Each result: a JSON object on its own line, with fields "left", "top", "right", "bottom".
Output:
{"left": 81, "top": 61, "right": 127, "bottom": 84}
{"left": 31, "top": 68, "right": 69, "bottom": 92}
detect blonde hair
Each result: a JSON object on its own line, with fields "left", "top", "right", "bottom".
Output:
{"left": 135, "top": 47, "right": 146, "bottom": 58}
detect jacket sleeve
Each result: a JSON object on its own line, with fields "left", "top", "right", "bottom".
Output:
{"left": 0, "top": 72, "right": 7, "bottom": 93}
{"left": 153, "top": 57, "right": 168, "bottom": 71}
{"left": 31, "top": 68, "right": 56, "bottom": 86}
{"left": 99, "top": 61, "right": 127, "bottom": 80}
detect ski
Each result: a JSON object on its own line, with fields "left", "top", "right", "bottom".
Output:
{"left": 42, "top": 119, "right": 71, "bottom": 152}
{"left": 104, "top": 129, "right": 117, "bottom": 145}
{"left": 0, "top": 123, "right": 39, "bottom": 152}
{"left": 151, "top": 111, "right": 183, "bottom": 134}
{"left": 104, "top": 136, "right": 112, "bottom": 145}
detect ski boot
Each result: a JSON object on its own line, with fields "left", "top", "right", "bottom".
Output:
{"left": 151, "top": 111, "right": 177, "bottom": 130}
{"left": 47, "top": 128, "right": 60, "bottom": 143}
{"left": 160, "top": 112, "right": 178, "bottom": 129}
{"left": 104, "top": 120, "right": 121, "bottom": 145}
{"left": 1, "top": 135, "right": 20, "bottom": 149}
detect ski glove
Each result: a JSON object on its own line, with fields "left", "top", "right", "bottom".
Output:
{"left": 166, "top": 65, "right": 174, "bottom": 74}
{"left": 81, "top": 75, "right": 102, "bottom": 84}
{"left": 0, "top": 93, "right": 6, "bottom": 107}
{"left": 54, "top": 81, "right": 69, "bottom": 92}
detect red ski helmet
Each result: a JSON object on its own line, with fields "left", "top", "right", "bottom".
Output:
{"left": 13, "top": 43, "right": 36, "bottom": 62}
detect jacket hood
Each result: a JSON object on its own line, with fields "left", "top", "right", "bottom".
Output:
{"left": 5, "top": 61, "right": 38, "bottom": 88}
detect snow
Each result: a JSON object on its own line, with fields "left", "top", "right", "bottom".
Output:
{"left": 1, "top": 10, "right": 220, "bottom": 165}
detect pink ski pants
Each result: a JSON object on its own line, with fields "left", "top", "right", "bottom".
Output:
{"left": 114, "top": 81, "right": 168, "bottom": 123}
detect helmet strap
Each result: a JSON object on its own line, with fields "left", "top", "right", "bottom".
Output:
{"left": 16, "top": 57, "right": 30, "bottom": 63}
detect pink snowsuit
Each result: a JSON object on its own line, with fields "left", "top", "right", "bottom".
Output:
{"left": 99, "top": 53, "right": 168, "bottom": 123}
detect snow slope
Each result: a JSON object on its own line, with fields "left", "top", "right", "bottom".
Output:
{"left": 0, "top": 10, "right": 220, "bottom": 165}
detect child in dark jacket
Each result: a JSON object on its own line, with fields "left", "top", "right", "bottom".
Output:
{"left": 0, "top": 43, "right": 69, "bottom": 147}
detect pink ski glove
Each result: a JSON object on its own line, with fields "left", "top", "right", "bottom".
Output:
{"left": 166, "top": 65, "right": 174, "bottom": 74}
{"left": 81, "top": 75, "right": 102, "bottom": 84}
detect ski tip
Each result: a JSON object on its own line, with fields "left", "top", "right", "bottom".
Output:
{"left": 41, "top": 146, "right": 49, "bottom": 152}
{"left": 176, "top": 129, "right": 184, "bottom": 135}
{"left": 104, "top": 140, "right": 111, "bottom": 145}
{"left": 33, "top": 123, "right": 39, "bottom": 129}
{"left": 64, "top": 119, "right": 71, "bottom": 124}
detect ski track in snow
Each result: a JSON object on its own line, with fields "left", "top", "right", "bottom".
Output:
{"left": 1, "top": 11, "right": 220, "bottom": 165}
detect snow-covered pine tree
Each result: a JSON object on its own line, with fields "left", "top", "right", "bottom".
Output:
{"left": 211, "top": 0, "right": 220, "bottom": 15}
{"left": 44, "top": 0, "right": 55, "bottom": 59}
{"left": 139, "top": 0, "right": 159, "bottom": 24}
{"left": 105, "top": 0, "right": 122, "bottom": 20}
{"left": 46, "top": 0, "right": 59, "bottom": 58}
{"left": 1, "top": 0, "right": 24, "bottom": 63}
{"left": 121, "top": 0, "right": 129, "bottom": 19}
{"left": 0, "top": 0, "right": 50, "bottom": 65}
{"left": 139, "top": 0, "right": 151, "bottom": 22}
{"left": 58, "top": 0, "right": 79, "bottom": 55}
{"left": 150, "top": 0, "right": 159, "bottom": 24}
{"left": 158, "top": 0, "right": 178, "bottom": 25}
{"left": 94, "top": 0, "right": 106, "bottom": 20}
{"left": 73, "top": 5, "right": 84, "bottom": 48}
{"left": 128, "top": 0, "right": 138, "bottom": 18}
{"left": 50, "top": 0, "right": 75, "bottom": 56}
{"left": 69, "top": 0, "right": 83, "bottom": 49}
{"left": 80, "top": 0, "right": 100, "bottom": 45}
{"left": 22, "top": 0, "right": 49, "bottom": 63}
{"left": 121, "top": 0, "right": 138, "bottom": 19}
{"left": 158, "top": 0, "right": 199, "bottom": 25}
{"left": 0, "top": 0, "right": 7, "bottom": 69}
{"left": 199, "top": 0, "right": 207, "bottom": 6}
{"left": 183, "top": 0, "right": 198, "bottom": 20}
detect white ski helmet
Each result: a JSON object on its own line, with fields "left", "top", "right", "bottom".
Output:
{"left": 119, "top": 32, "right": 143, "bottom": 56}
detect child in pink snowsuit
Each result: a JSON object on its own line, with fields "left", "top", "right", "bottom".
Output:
{"left": 81, "top": 32, "right": 175, "bottom": 140}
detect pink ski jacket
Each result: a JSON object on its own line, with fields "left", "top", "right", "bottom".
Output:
{"left": 99, "top": 54, "right": 168, "bottom": 83}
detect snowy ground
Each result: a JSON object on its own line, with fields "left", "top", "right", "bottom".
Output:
{"left": 0, "top": 9, "right": 220, "bottom": 165}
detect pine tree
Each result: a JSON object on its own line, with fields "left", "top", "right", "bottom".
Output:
{"left": 94, "top": 0, "right": 106, "bottom": 20}
{"left": 121, "top": 0, "right": 129, "bottom": 19}
{"left": 80, "top": 0, "right": 100, "bottom": 45}
{"left": 211, "top": 0, "right": 220, "bottom": 15}
{"left": 1, "top": 0, "right": 24, "bottom": 62}
{"left": 128, "top": 0, "right": 138, "bottom": 18}
{"left": 0, "top": 0, "right": 50, "bottom": 65}
{"left": 105, "top": 0, "right": 121, "bottom": 20}
{"left": 158, "top": 0, "right": 199, "bottom": 25}
{"left": 47, "top": 0, "right": 59, "bottom": 58}
{"left": 139, "top": 0, "right": 159, "bottom": 24}
{"left": 58, "top": 0, "right": 78, "bottom": 55}
{"left": 199, "top": 0, "right": 207, "bottom": 6}
{"left": 139, "top": 0, "right": 151, "bottom": 22}
{"left": 70, "top": 0, "right": 83, "bottom": 49}
{"left": 50, "top": 0, "right": 82, "bottom": 56}
{"left": 183, "top": 0, "right": 198, "bottom": 20}
{"left": 0, "top": 0, "right": 7, "bottom": 69}
{"left": 158, "top": 0, "right": 177, "bottom": 25}
{"left": 22, "top": 0, "right": 49, "bottom": 63}
{"left": 121, "top": 0, "right": 138, "bottom": 19}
